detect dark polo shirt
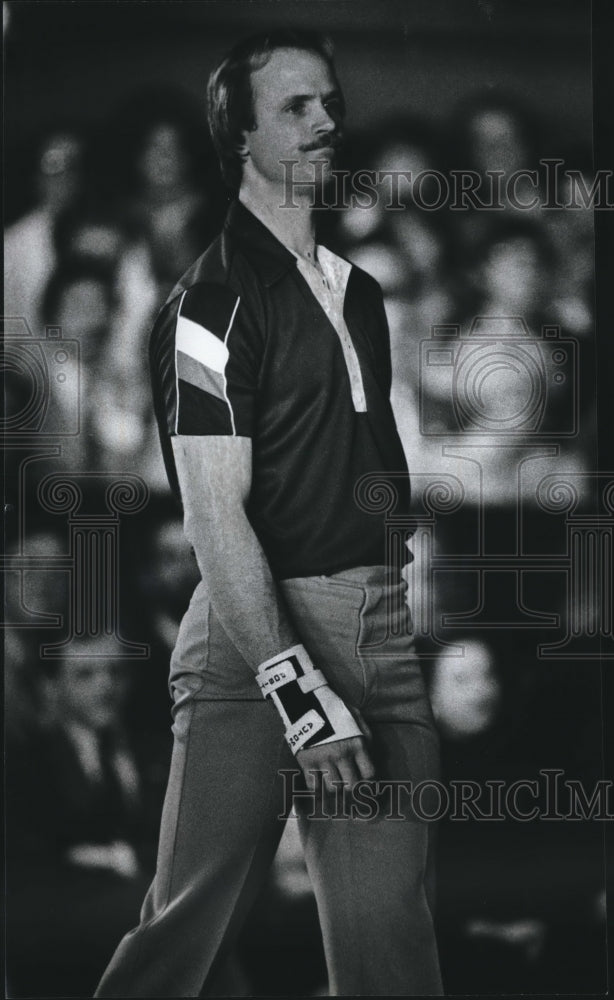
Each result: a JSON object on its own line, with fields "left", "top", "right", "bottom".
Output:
{"left": 150, "top": 199, "right": 410, "bottom": 579}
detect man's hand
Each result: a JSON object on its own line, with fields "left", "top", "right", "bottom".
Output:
{"left": 297, "top": 735, "right": 375, "bottom": 795}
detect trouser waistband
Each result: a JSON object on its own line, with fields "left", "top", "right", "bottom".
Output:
{"left": 281, "top": 564, "right": 403, "bottom": 587}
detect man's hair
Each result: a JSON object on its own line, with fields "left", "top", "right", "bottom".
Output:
{"left": 207, "top": 28, "right": 341, "bottom": 191}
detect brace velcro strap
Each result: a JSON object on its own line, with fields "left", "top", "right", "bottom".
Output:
{"left": 297, "top": 668, "right": 328, "bottom": 694}
{"left": 256, "top": 644, "right": 362, "bottom": 755}
{"left": 256, "top": 660, "right": 297, "bottom": 696}
{"left": 258, "top": 644, "right": 314, "bottom": 674}
{"left": 286, "top": 709, "right": 326, "bottom": 752}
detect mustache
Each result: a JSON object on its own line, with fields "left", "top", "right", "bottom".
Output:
{"left": 299, "top": 133, "right": 342, "bottom": 153}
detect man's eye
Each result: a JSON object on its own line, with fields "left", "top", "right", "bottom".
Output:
{"left": 287, "top": 102, "right": 306, "bottom": 115}
{"left": 324, "top": 98, "right": 342, "bottom": 115}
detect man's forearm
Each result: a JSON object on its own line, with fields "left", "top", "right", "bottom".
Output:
{"left": 172, "top": 435, "right": 299, "bottom": 669}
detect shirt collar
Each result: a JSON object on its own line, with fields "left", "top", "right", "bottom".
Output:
{"left": 224, "top": 199, "right": 298, "bottom": 288}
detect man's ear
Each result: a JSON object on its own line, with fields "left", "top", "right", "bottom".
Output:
{"left": 235, "top": 135, "right": 250, "bottom": 162}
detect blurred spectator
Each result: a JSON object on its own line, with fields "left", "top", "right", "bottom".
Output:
{"left": 460, "top": 218, "right": 554, "bottom": 323}
{"left": 52, "top": 197, "right": 129, "bottom": 272}
{"left": 446, "top": 90, "right": 542, "bottom": 251}
{"left": 543, "top": 145, "right": 595, "bottom": 338}
{"left": 137, "top": 511, "right": 200, "bottom": 652}
{"left": 110, "top": 86, "right": 226, "bottom": 299}
{"left": 42, "top": 88, "right": 232, "bottom": 494}
{"left": 41, "top": 257, "right": 116, "bottom": 468}
{"left": 452, "top": 91, "right": 538, "bottom": 178}
{"left": 51, "top": 197, "right": 162, "bottom": 433}
{"left": 430, "top": 638, "right": 502, "bottom": 739}
{"left": 337, "top": 117, "right": 442, "bottom": 247}
{"left": 335, "top": 120, "right": 456, "bottom": 477}
{"left": 4, "top": 629, "right": 41, "bottom": 746}
{"left": 3, "top": 526, "right": 68, "bottom": 633}
{"left": 417, "top": 219, "right": 589, "bottom": 504}
{"left": 383, "top": 208, "right": 456, "bottom": 471}
{"left": 4, "top": 131, "right": 84, "bottom": 333}
{"left": 42, "top": 256, "right": 116, "bottom": 367}
{"left": 5, "top": 640, "right": 155, "bottom": 998}
{"left": 40, "top": 255, "right": 165, "bottom": 481}
{"left": 127, "top": 509, "right": 200, "bottom": 734}
{"left": 346, "top": 239, "right": 408, "bottom": 297}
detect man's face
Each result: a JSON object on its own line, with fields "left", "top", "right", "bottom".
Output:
{"left": 138, "top": 124, "right": 190, "bottom": 190}
{"left": 242, "top": 47, "right": 343, "bottom": 189}
{"left": 470, "top": 110, "right": 527, "bottom": 174}
{"left": 483, "top": 238, "right": 542, "bottom": 312}
{"left": 56, "top": 660, "right": 129, "bottom": 731}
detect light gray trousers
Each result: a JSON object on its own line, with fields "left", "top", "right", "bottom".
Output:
{"left": 95, "top": 567, "right": 443, "bottom": 997}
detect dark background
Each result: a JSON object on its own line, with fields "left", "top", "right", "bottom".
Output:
{"left": 4, "top": 1, "right": 612, "bottom": 997}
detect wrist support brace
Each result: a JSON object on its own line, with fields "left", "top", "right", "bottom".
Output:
{"left": 256, "top": 644, "right": 362, "bottom": 754}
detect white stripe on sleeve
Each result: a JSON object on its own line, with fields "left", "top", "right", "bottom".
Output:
{"left": 176, "top": 314, "right": 229, "bottom": 373}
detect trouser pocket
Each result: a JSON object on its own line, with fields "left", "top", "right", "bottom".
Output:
{"left": 279, "top": 575, "right": 373, "bottom": 709}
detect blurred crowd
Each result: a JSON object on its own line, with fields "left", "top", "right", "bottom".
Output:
{"left": 4, "top": 84, "right": 605, "bottom": 996}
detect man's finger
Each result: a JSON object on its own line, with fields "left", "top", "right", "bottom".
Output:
{"left": 321, "top": 759, "right": 342, "bottom": 796}
{"left": 336, "top": 755, "right": 361, "bottom": 793}
{"left": 354, "top": 745, "right": 376, "bottom": 782}
{"left": 303, "top": 764, "right": 320, "bottom": 793}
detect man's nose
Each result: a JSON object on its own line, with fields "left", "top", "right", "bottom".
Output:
{"left": 312, "top": 103, "right": 337, "bottom": 136}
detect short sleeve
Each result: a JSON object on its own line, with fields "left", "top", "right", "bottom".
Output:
{"left": 151, "top": 282, "right": 259, "bottom": 440}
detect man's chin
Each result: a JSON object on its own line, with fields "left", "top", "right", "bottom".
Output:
{"left": 280, "top": 156, "right": 337, "bottom": 204}
{"left": 307, "top": 150, "right": 337, "bottom": 171}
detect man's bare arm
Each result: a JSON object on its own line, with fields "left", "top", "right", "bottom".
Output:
{"left": 172, "top": 435, "right": 297, "bottom": 664}
{"left": 172, "top": 435, "right": 374, "bottom": 789}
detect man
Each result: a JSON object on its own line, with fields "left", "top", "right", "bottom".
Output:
{"left": 4, "top": 131, "right": 83, "bottom": 336}
{"left": 6, "top": 644, "right": 152, "bottom": 997}
{"left": 96, "top": 29, "right": 442, "bottom": 997}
